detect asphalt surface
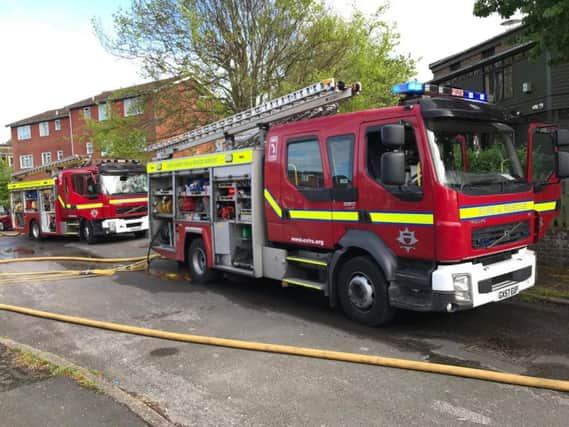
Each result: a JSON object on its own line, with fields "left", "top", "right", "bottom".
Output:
{"left": 1, "top": 235, "right": 568, "bottom": 426}
{"left": 0, "top": 343, "right": 146, "bottom": 427}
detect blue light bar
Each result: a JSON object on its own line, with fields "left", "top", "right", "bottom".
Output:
{"left": 392, "top": 81, "right": 424, "bottom": 95}
{"left": 464, "top": 90, "right": 488, "bottom": 102}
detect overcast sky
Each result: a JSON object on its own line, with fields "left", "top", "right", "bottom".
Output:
{"left": 0, "top": 0, "right": 519, "bottom": 143}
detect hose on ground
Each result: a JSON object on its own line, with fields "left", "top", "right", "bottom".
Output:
{"left": 0, "top": 255, "right": 159, "bottom": 284}
{"left": 0, "top": 303, "right": 568, "bottom": 393}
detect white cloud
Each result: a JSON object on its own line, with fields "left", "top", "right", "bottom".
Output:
{"left": 328, "top": 0, "right": 523, "bottom": 81}
{"left": 0, "top": 14, "right": 144, "bottom": 142}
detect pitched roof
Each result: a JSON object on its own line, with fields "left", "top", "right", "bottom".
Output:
{"left": 6, "top": 108, "right": 69, "bottom": 128}
{"left": 64, "top": 77, "right": 182, "bottom": 110}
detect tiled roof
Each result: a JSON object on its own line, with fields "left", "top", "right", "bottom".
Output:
{"left": 6, "top": 108, "right": 69, "bottom": 128}
{"left": 5, "top": 77, "right": 189, "bottom": 128}
{"left": 65, "top": 77, "right": 181, "bottom": 110}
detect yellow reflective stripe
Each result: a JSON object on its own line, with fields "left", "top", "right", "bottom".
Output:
{"left": 263, "top": 189, "right": 282, "bottom": 218}
{"left": 76, "top": 203, "right": 103, "bottom": 209}
{"left": 109, "top": 197, "right": 148, "bottom": 205}
{"left": 286, "top": 256, "right": 327, "bottom": 267}
{"left": 283, "top": 278, "right": 322, "bottom": 290}
{"left": 8, "top": 178, "right": 54, "bottom": 191}
{"left": 57, "top": 196, "right": 70, "bottom": 209}
{"left": 370, "top": 212, "right": 434, "bottom": 225}
{"left": 332, "top": 211, "right": 359, "bottom": 221}
{"left": 535, "top": 201, "right": 557, "bottom": 212}
{"left": 460, "top": 201, "right": 534, "bottom": 220}
{"left": 289, "top": 210, "right": 332, "bottom": 220}
{"left": 147, "top": 149, "right": 253, "bottom": 173}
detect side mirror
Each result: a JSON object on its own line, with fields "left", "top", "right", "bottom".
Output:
{"left": 556, "top": 129, "right": 569, "bottom": 147}
{"left": 381, "top": 152, "right": 406, "bottom": 185}
{"left": 556, "top": 151, "right": 569, "bottom": 179}
{"left": 381, "top": 124, "right": 405, "bottom": 148}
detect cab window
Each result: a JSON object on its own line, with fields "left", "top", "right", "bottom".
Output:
{"left": 287, "top": 138, "right": 324, "bottom": 189}
{"left": 327, "top": 134, "right": 354, "bottom": 188}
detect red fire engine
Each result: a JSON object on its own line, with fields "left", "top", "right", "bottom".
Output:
{"left": 9, "top": 156, "right": 149, "bottom": 243}
{"left": 147, "top": 79, "right": 569, "bottom": 325}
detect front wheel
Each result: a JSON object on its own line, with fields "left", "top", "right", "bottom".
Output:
{"left": 81, "top": 220, "right": 98, "bottom": 244}
{"left": 30, "top": 220, "right": 42, "bottom": 240}
{"left": 337, "top": 256, "right": 395, "bottom": 326}
{"left": 134, "top": 230, "right": 148, "bottom": 239}
{"left": 187, "top": 238, "right": 218, "bottom": 283}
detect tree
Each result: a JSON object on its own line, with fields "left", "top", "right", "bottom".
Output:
{"left": 474, "top": 0, "right": 569, "bottom": 64}
{"left": 95, "top": 0, "right": 415, "bottom": 116}
{"left": 0, "top": 157, "right": 12, "bottom": 209}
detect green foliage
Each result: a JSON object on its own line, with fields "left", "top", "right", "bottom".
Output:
{"left": 84, "top": 113, "right": 148, "bottom": 161}
{"left": 474, "top": 0, "right": 569, "bottom": 64}
{"left": 0, "top": 157, "right": 12, "bottom": 208}
{"left": 96, "top": 0, "right": 415, "bottom": 114}
{"left": 467, "top": 145, "right": 509, "bottom": 173}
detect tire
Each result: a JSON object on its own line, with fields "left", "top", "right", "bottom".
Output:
{"left": 134, "top": 230, "right": 148, "bottom": 239}
{"left": 81, "top": 220, "right": 98, "bottom": 244}
{"left": 187, "top": 238, "right": 218, "bottom": 283}
{"left": 337, "top": 256, "right": 395, "bottom": 326}
{"left": 30, "top": 220, "right": 42, "bottom": 241}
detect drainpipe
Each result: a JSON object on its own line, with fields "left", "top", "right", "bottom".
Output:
{"left": 68, "top": 110, "right": 75, "bottom": 155}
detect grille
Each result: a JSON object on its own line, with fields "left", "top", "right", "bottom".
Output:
{"left": 478, "top": 266, "right": 532, "bottom": 293}
{"left": 116, "top": 205, "right": 147, "bottom": 215}
{"left": 472, "top": 221, "right": 530, "bottom": 250}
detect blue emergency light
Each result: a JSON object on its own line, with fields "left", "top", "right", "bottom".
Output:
{"left": 392, "top": 81, "right": 490, "bottom": 103}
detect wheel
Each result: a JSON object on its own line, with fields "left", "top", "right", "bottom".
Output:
{"left": 187, "top": 238, "right": 218, "bottom": 283}
{"left": 81, "top": 220, "right": 98, "bottom": 244}
{"left": 337, "top": 256, "right": 395, "bottom": 326}
{"left": 134, "top": 230, "right": 148, "bottom": 239}
{"left": 30, "top": 220, "right": 42, "bottom": 240}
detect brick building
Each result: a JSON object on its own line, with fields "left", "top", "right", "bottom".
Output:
{"left": 0, "top": 141, "right": 13, "bottom": 167}
{"left": 6, "top": 78, "right": 211, "bottom": 173}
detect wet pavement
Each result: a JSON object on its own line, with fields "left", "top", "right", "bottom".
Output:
{"left": 1, "top": 235, "right": 569, "bottom": 426}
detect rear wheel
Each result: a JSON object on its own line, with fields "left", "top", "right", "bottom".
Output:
{"left": 81, "top": 220, "right": 98, "bottom": 244}
{"left": 337, "top": 256, "right": 395, "bottom": 326}
{"left": 187, "top": 238, "right": 218, "bottom": 283}
{"left": 30, "top": 220, "right": 42, "bottom": 240}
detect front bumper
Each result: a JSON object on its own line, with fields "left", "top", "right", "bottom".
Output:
{"left": 389, "top": 248, "right": 535, "bottom": 312}
{"left": 100, "top": 215, "right": 149, "bottom": 235}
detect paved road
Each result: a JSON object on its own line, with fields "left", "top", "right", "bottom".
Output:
{"left": 1, "top": 235, "right": 568, "bottom": 426}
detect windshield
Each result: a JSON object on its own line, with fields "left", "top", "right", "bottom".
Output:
{"left": 426, "top": 119, "right": 527, "bottom": 194}
{"left": 100, "top": 173, "right": 147, "bottom": 196}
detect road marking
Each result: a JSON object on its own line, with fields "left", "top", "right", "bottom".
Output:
{"left": 432, "top": 400, "right": 491, "bottom": 425}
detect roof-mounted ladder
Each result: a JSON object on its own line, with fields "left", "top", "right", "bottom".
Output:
{"left": 148, "top": 78, "right": 361, "bottom": 157}
{"left": 11, "top": 155, "right": 91, "bottom": 180}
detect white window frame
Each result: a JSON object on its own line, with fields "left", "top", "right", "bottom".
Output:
{"left": 85, "top": 142, "right": 94, "bottom": 155}
{"left": 17, "top": 125, "right": 31, "bottom": 140}
{"left": 83, "top": 106, "right": 91, "bottom": 119}
{"left": 8, "top": 155, "right": 13, "bottom": 167}
{"left": 98, "top": 103, "right": 109, "bottom": 121}
{"left": 57, "top": 150, "right": 64, "bottom": 160}
{"left": 124, "top": 97, "right": 143, "bottom": 117}
{"left": 39, "top": 121, "right": 49, "bottom": 137}
{"left": 20, "top": 154, "right": 33, "bottom": 169}
{"left": 41, "top": 151, "right": 52, "bottom": 165}
{"left": 55, "top": 119, "right": 61, "bottom": 131}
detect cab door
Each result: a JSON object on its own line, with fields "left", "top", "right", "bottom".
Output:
{"left": 277, "top": 132, "right": 334, "bottom": 249}
{"left": 527, "top": 124, "right": 560, "bottom": 241}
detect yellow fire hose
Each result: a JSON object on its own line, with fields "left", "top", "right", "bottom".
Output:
{"left": 0, "top": 255, "right": 158, "bottom": 284}
{"left": 1, "top": 254, "right": 568, "bottom": 393}
{"left": 0, "top": 303, "right": 568, "bottom": 393}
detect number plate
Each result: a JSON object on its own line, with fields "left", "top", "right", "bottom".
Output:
{"left": 498, "top": 285, "right": 519, "bottom": 300}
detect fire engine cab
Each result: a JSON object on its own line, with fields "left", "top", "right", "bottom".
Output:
{"left": 9, "top": 156, "right": 149, "bottom": 243}
{"left": 147, "top": 79, "right": 569, "bottom": 325}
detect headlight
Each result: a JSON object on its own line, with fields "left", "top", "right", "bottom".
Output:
{"left": 452, "top": 273, "right": 472, "bottom": 303}
{"left": 109, "top": 222, "right": 116, "bottom": 232}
